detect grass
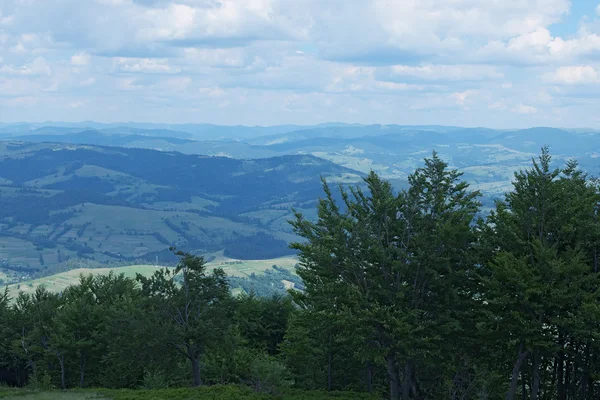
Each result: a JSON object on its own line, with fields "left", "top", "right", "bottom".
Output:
{"left": 58, "top": 203, "right": 266, "bottom": 255}
{"left": 0, "top": 386, "right": 379, "bottom": 400}
{"left": 0, "top": 391, "right": 103, "bottom": 399}
{"left": 4, "top": 253, "right": 298, "bottom": 298}
{"left": 0, "top": 237, "right": 63, "bottom": 269}
{"left": 4, "top": 265, "right": 169, "bottom": 297}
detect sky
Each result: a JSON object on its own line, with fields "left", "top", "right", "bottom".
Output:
{"left": 1, "top": 0, "right": 600, "bottom": 128}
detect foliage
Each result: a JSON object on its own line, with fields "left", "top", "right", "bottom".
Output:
{"left": 228, "top": 266, "right": 304, "bottom": 297}
{"left": 1, "top": 149, "right": 600, "bottom": 400}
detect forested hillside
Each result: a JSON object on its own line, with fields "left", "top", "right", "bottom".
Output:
{"left": 0, "top": 141, "right": 362, "bottom": 278}
{"left": 2, "top": 149, "right": 598, "bottom": 400}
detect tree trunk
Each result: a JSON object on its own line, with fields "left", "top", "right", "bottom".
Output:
{"left": 385, "top": 353, "right": 401, "bottom": 400}
{"left": 564, "top": 356, "right": 570, "bottom": 400}
{"left": 327, "top": 349, "right": 333, "bottom": 391}
{"left": 402, "top": 358, "right": 414, "bottom": 400}
{"left": 507, "top": 343, "right": 529, "bottom": 400}
{"left": 57, "top": 353, "right": 66, "bottom": 390}
{"left": 586, "top": 348, "right": 596, "bottom": 400}
{"left": 531, "top": 349, "right": 541, "bottom": 400}
{"left": 190, "top": 357, "right": 202, "bottom": 387}
{"left": 79, "top": 353, "right": 86, "bottom": 388}
{"left": 593, "top": 245, "right": 598, "bottom": 273}
{"left": 557, "top": 351, "right": 565, "bottom": 400}
{"left": 366, "top": 361, "right": 373, "bottom": 393}
{"left": 581, "top": 347, "right": 589, "bottom": 400}
{"left": 550, "top": 356, "right": 557, "bottom": 399}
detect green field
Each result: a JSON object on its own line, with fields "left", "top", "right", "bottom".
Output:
{"left": 0, "top": 387, "right": 378, "bottom": 400}
{"left": 4, "top": 253, "right": 298, "bottom": 297}
{"left": 0, "top": 392, "right": 102, "bottom": 400}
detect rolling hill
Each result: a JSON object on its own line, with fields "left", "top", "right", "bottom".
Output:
{"left": 1, "top": 122, "right": 599, "bottom": 283}
{"left": 4, "top": 124, "right": 599, "bottom": 201}
{"left": 0, "top": 141, "right": 363, "bottom": 278}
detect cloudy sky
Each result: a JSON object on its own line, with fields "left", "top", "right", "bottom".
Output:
{"left": 1, "top": 0, "right": 600, "bottom": 127}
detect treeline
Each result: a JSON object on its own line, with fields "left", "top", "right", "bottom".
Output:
{"left": 286, "top": 148, "right": 600, "bottom": 399}
{"left": 0, "top": 256, "right": 296, "bottom": 393}
{"left": 0, "top": 148, "right": 599, "bottom": 400}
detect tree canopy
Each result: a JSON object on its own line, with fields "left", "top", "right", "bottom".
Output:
{"left": 1, "top": 148, "right": 599, "bottom": 400}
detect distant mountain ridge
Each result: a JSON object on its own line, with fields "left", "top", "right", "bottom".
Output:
{"left": 2, "top": 123, "right": 599, "bottom": 201}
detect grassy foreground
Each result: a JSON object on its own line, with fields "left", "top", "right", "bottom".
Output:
{"left": 0, "top": 386, "right": 379, "bottom": 400}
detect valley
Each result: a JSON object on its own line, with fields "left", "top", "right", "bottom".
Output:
{"left": 0, "top": 139, "right": 360, "bottom": 280}
{"left": 1, "top": 122, "right": 599, "bottom": 288}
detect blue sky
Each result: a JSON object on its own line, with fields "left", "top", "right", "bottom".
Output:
{"left": 1, "top": 0, "right": 600, "bottom": 128}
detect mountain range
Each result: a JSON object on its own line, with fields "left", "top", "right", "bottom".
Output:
{"left": 1, "top": 122, "right": 598, "bottom": 276}
{"left": 0, "top": 140, "right": 361, "bottom": 275}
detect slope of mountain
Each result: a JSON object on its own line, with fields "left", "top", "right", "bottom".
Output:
{"left": 3, "top": 124, "right": 599, "bottom": 206}
{"left": 0, "top": 141, "right": 363, "bottom": 274}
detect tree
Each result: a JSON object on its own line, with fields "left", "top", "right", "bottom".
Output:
{"left": 55, "top": 276, "right": 100, "bottom": 388}
{"left": 481, "top": 148, "right": 600, "bottom": 400}
{"left": 290, "top": 152, "right": 481, "bottom": 400}
{"left": 14, "top": 287, "right": 66, "bottom": 389}
{"left": 137, "top": 249, "right": 234, "bottom": 387}
{"left": 235, "top": 293, "right": 293, "bottom": 356}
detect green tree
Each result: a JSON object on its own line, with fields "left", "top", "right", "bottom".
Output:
{"left": 235, "top": 293, "right": 293, "bottom": 356}
{"left": 481, "top": 148, "right": 600, "bottom": 400}
{"left": 137, "top": 249, "right": 234, "bottom": 387}
{"left": 14, "top": 287, "right": 66, "bottom": 388}
{"left": 290, "top": 152, "right": 481, "bottom": 400}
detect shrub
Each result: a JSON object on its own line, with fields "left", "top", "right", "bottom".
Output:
{"left": 248, "top": 356, "right": 291, "bottom": 394}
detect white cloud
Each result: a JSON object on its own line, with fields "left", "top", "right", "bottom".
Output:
{"left": 119, "top": 78, "right": 144, "bottom": 91}
{"left": 137, "top": 4, "right": 196, "bottom": 42}
{"left": 7, "top": 33, "right": 54, "bottom": 55}
{"left": 545, "top": 65, "right": 600, "bottom": 84}
{"left": 0, "top": 57, "right": 51, "bottom": 76}
{"left": 380, "top": 64, "right": 503, "bottom": 82}
{"left": 476, "top": 28, "right": 600, "bottom": 66}
{"left": 3, "top": 0, "right": 600, "bottom": 127}
{"left": 95, "top": 0, "right": 127, "bottom": 5}
{"left": 199, "top": 86, "right": 225, "bottom": 97}
{"left": 71, "top": 52, "right": 91, "bottom": 67}
{"left": 80, "top": 77, "right": 96, "bottom": 86}
{"left": 182, "top": 48, "right": 251, "bottom": 68}
{"left": 9, "top": 42, "right": 27, "bottom": 54}
{"left": 113, "top": 57, "right": 181, "bottom": 74}
{"left": 488, "top": 101, "right": 507, "bottom": 110}
{"left": 513, "top": 104, "right": 538, "bottom": 114}
{"left": 451, "top": 90, "right": 478, "bottom": 107}
{"left": 133, "top": 0, "right": 304, "bottom": 46}
{"left": 325, "top": 66, "right": 425, "bottom": 94}
{"left": 2, "top": 96, "right": 40, "bottom": 107}
{"left": 309, "top": 0, "right": 571, "bottom": 64}
{"left": 69, "top": 100, "right": 87, "bottom": 108}
{"left": 0, "top": 11, "right": 14, "bottom": 25}
{"left": 158, "top": 76, "right": 192, "bottom": 92}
